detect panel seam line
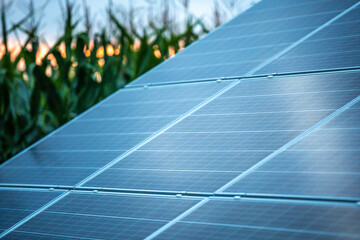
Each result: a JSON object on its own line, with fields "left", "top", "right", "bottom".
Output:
{"left": 144, "top": 198, "right": 210, "bottom": 240}
{"left": 0, "top": 191, "right": 70, "bottom": 239}
{"left": 74, "top": 80, "right": 242, "bottom": 187}
{"left": 244, "top": 1, "right": 360, "bottom": 76}
{"left": 215, "top": 95, "right": 360, "bottom": 193}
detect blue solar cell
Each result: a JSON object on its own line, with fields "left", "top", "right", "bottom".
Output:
{"left": 129, "top": 0, "right": 357, "bottom": 85}
{"left": 0, "top": 168, "right": 96, "bottom": 186}
{"left": 225, "top": 94, "right": 360, "bottom": 198}
{"left": 85, "top": 168, "right": 241, "bottom": 192}
{"left": 257, "top": 7, "right": 360, "bottom": 74}
{"left": 3, "top": 231, "right": 73, "bottom": 240}
{"left": 6, "top": 192, "right": 201, "bottom": 240}
{"left": 55, "top": 117, "right": 176, "bottom": 135}
{"left": 2, "top": 0, "right": 359, "bottom": 238}
{"left": 80, "top": 99, "right": 204, "bottom": 119}
{"left": 107, "top": 150, "right": 271, "bottom": 172}
{"left": 32, "top": 133, "right": 151, "bottom": 151}
{"left": 1, "top": 81, "right": 228, "bottom": 186}
{"left": 228, "top": 0, "right": 357, "bottom": 25}
{"left": 0, "top": 189, "right": 61, "bottom": 234}
{"left": 157, "top": 199, "right": 360, "bottom": 240}
{"left": 85, "top": 72, "right": 360, "bottom": 193}
{"left": 108, "top": 81, "right": 227, "bottom": 103}
{"left": 0, "top": 151, "right": 123, "bottom": 186}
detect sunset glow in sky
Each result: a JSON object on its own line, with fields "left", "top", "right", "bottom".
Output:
{"left": 7, "top": 0, "right": 259, "bottom": 44}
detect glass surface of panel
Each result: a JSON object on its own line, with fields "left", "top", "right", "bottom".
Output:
{"left": 157, "top": 199, "right": 360, "bottom": 240}
{"left": 5, "top": 192, "right": 200, "bottom": 240}
{"left": 226, "top": 92, "right": 360, "bottom": 199}
{"left": 86, "top": 72, "right": 360, "bottom": 193}
{"left": 257, "top": 7, "right": 360, "bottom": 74}
{"left": 129, "top": 0, "right": 358, "bottom": 85}
{"left": 0, "top": 189, "right": 61, "bottom": 234}
{"left": 1, "top": 81, "right": 228, "bottom": 186}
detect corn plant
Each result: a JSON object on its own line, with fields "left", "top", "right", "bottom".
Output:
{"left": 0, "top": 0, "right": 213, "bottom": 163}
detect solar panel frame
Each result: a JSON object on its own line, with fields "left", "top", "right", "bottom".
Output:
{"left": 1, "top": 0, "right": 360, "bottom": 239}
{"left": 155, "top": 198, "right": 360, "bottom": 240}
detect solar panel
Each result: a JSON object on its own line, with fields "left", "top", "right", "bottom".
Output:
{"left": 257, "top": 7, "right": 360, "bottom": 74}
{"left": 156, "top": 199, "right": 360, "bottom": 239}
{"left": 0, "top": 81, "right": 228, "bottom": 186}
{"left": 0, "top": 189, "right": 62, "bottom": 235}
{"left": 4, "top": 192, "right": 201, "bottom": 240}
{"left": 83, "top": 71, "right": 360, "bottom": 193}
{"left": 129, "top": 0, "right": 358, "bottom": 86}
{"left": 1, "top": 0, "right": 360, "bottom": 239}
{"left": 223, "top": 100, "right": 360, "bottom": 199}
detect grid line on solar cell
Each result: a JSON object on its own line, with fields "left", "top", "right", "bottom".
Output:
{"left": 84, "top": 71, "right": 360, "bottom": 193}
{"left": 8, "top": 230, "right": 96, "bottom": 240}
{"left": 246, "top": 1, "right": 360, "bottom": 76}
{"left": 0, "top": 190, "right": 69, "bottom": 239}
{"left": 74, "top": 80, "right": 241, "bottom": 188}
{"left": 4, "top": 192, "right": 203, "bottom": 240}
{"left": 225, "top": 102, "right": 360, "bottom": 198}
{"left": 2, "top": 0, "right": 360, "bottom": 239}
{"left": 215, "top": 94, "right": 360, "bottom": 193}
{"left": 0, "top": 81, "right": 231, "bottom": 187}
{"left": 144, "top": 198, "right": 209, "bottom": 240}
{"left": 129, "top": 0, "right": 359, "bottom": 86}
{"left": 154, "top": 199, "right": 360, "bottom": 240}
{"left": 256, "top": 6, "right": 360, "bottom": 75}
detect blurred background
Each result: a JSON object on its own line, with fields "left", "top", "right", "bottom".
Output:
{"left": 0, "top": 0, "right": 258, "bottom": 163}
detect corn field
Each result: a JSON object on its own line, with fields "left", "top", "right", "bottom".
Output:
{"left": 0, "top": 0, "right": 252, "bottom": 163}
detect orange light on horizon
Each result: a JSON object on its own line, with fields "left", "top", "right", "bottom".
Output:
{"left": 17, "top": 58, "right": 26, "bottom": 72}
{"left": 98, "top": 58, "right": 105, "bottom": 67}
{"left": 96, "top": 46, "right": 104, "bottom": 58}
{"left": 106, "top": 44, "right": 114, "bottom": 56}
{"left": 45, "top": 65, "right": 52, "bottom": 77}
{"left": 58, "top": 42, "right": 66, "bottom": 58}
{"left": 36, "top": 43, "right": 49, "bottom": 65}
{"left": 131, "top": 39, "right": 141, "bottom": 51}
{"left": 0, "top": 44, "right": 6, "bottom": 59}
{"left": 95, "top": 71, "right": 102, "bottom": 82}
{"left": 47, "top": 53, "right": 57, "bottom": 67}
{"left": 84, "top": 45, "right": 91, "bottom": 57}
{"left": 153, "top": 45, "right": 161, "bottom": 59}
{"left": 169, "top": 46, "right": 175, "bottom": 58}
{"left": 178, "top": 40, "right": 185, "bottom": 52}
{"left": 114, "top": 45, "right": 120, "bottom": 55}
{"left": 154, "top": 49, "right": 161, "bottom": 59}
{"left": 9, "top": 42, "right": 22, "bottom": 61}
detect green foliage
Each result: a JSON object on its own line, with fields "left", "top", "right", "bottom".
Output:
{"left": 0, "top": 0, "right": 210, "bottom": 163}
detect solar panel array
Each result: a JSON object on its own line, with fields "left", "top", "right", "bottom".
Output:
{"left": 1, "top": 0, "right": 359, "bottom": 239}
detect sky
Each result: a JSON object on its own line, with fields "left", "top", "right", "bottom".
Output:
{"left": 6, "top": 0, "right": 259, "bottom": 45}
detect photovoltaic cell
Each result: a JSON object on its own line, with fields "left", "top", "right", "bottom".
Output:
{"left": 4, "top": 192, "right": 201, "bottom": 240}
{"left": 157, "top": 199, "right": 360, "bottom": 240}
{"left": 257, "top": 6, "right": 360, "bottom": 74}
{"left": 225, "top": 90, "right": 360, "bottom": 199}
{"left": 85, "top": 71, "right": 360, "bottom": 193}
{"left": 0, "top": 81, "right": 228, "bottom": 186}
{"left": 0, "top": 189, "right": 61, "bottom": 234}
{"left": 2, "top": 0, "right": 360, "bottom": 239}
{"left": 129, "top": 0, "right": 358, "bottom": 85}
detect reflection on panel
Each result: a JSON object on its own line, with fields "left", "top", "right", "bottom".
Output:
{"left": 1, "top": 81, "right": 228, "bottom": 186}
{"left": 157, "top": 199, "right": 360, "bottom": 240}
{"left": 226, "top": 92, "right": 360, "bottom": 199}
{"left": 5, "top": 192, "right": 200, "bottom": 240}
{"left": 86, "top": 72, "right": 360, "bottom": 193}
{"left": 129, "top": 0, "right": 357, "bottom": 85}
{"left": 0, "top": 189, "right": 61, "bottom": 234}
{"left": 257, "top": 7, "right": 360, "bottom": 74}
